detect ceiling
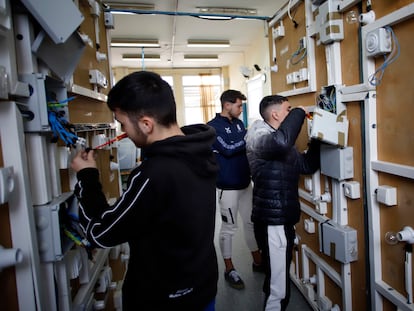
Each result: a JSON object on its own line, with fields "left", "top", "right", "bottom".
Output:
{"left": 104, "top": 0, "right": 286, "bottom": 69}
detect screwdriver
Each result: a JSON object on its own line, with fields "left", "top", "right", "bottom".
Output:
{"left": 93, "top": 133, "right": 128, "bottom": 150}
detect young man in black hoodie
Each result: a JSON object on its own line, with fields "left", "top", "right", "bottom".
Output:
{"left": 71, "top": 71, "right": 218, "bottom": 311}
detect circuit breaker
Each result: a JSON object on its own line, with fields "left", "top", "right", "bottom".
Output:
{"left": 319, "top": 221, "right": 358, "bottom": 263}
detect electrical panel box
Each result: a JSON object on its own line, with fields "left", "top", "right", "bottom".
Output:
{"left": 343, "top": 181, "right": 360, "bottom": 199}
{"left": 309, "top": 85, "right": 349, "bottom": 147}
{"left": 89, "top": 69, "right": 108, "bottom": 88}
{"left": 366, "top": 27, "right": 392, "bottom": 57}
{"left": 320, "top": 144, "right": 353, "bottom": 180}
{"left": 304, "top": 218, "right": 316, "bottom": 234}
{"left": 32, "top": 30, "right": 86, "bottom": 83}
{"left": 315, "top": 0, "right": 344, "bottom": 44}
{"left": 19, "top": 73, "right": 49, "bottom": 132}
{"left": 20, "top": 0, "right": 84, "bottom": 44}
{"left": 34, "top": 192, "right": 78, "bottom": 262}
{"left": 310, "top": 108, "right": 349, "bottom": 146}
{"left": 319, "top": 221, "right": 358, "bottom": 263}
{"left": 104, "top": 11, "right": 114, "bottom": 29}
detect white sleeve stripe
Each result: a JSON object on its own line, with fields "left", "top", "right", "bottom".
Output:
{"left": 89, "top": 223, "right": 109, "bottom": 248}
{"left": 79, "top": 202, "right": 91, "bottom": 221}
{"left": 92, "top": 177, "right": 150, "bottom": 241}
{"left": 217, "top": 136, "right": 244, "bottom": 150}
{"left": 102, "top": 172, "right": 142, "bottom": 218}
{"left": 78, "top": 180, "right": 84, "bottom": 198}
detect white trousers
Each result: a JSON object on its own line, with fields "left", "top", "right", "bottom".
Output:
{"left": 217, "top": 183, "right": 258, "bottom": 259}
{"left": 265, "top": 225, "right": 287, "bottom": 311}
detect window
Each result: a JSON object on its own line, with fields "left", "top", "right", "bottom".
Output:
{"left": 182, "top": 75, "right": 222, "bottom": 125}
{"left": 161, "top": 75, "right": 173, "bottom": 87}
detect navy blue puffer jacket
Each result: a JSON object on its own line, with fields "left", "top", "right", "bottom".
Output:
{"left": 245, "top": 109, "right": 320, "bottom": 225}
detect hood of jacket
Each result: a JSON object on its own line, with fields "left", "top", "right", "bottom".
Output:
{"left": 245, "top": 119, "right": 275, "bottom": 151}
{"left": 143, "top": 123, "right": 218, "bottom": 178}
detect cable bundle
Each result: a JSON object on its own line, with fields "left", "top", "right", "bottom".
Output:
{"left": 316, "top": 86, "right": 336, "bottom": 113}
{"left": 47, "top": 96, "right": 82, "bottom": 147}
{"left": 48, "top": 110, "right": 80, "bottom": 147}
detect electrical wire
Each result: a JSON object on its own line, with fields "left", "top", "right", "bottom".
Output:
{"left": 290, "top": 44, "right": 307, "bottom": 65}
{"left": 287, "top": 0, "right": 299, "bottom": 28}
{"left": 47, "top": 96, "right": 81, "bottom": 146}
{"left": 316, "top": 86, "right": 336, "bottom": 113}
{"left": 48, "top": 110, "right": 80, "bottom": 147}
{"left": 47, "top": 96, "right": 76, "bottom": 108}
{"left": 368, "top": 26, "right": 400, "bottom": 86}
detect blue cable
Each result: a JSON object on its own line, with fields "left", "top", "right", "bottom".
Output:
{"left": 48, "top": 110, "right": 79, "bottom": 146}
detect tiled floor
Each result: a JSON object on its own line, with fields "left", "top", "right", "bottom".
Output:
{"left": 214, "top": 209, "right": 314, "bottom": 311}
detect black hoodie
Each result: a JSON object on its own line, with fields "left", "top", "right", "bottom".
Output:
{"left": 75, "top": 124, "right": 218, "bottom": 310}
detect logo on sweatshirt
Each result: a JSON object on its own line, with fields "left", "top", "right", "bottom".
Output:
{"left": 225, "top": 127, "right": 231, "bottom": 134}
{"left": 168, "top": 287, "right": 194, "bottom": 299}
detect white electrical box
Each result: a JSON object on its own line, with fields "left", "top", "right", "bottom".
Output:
{"left": 286, "top": 72, "right": 294, "bottom": 85}
{"left": 316, "top": 0, "right": 344, "bottom": 44}
{"left": 0, "top": 166, "right": 14, "bottom": 204}
{"left": 104, "top": 11, "right": 114, "bottom": 29}
{"left": 89, "top": 69, "right": 108, "bottom": 88}
{"left": 20, "top": 0, "right": 84, "bottom": 44}
{"left": 376, "top": 185, "right": 397, "bottom": 206}
{"left": 320, "top": 144, "right": 353, "bottom": 180}
{"left": 310, "top": 85, "right": 348, "bottom": 146}
{"left": 310, "top": 107, "right": 349, "bottom": 146}
{"left": 34, "top": 192, "right": 77, "bottom": 262}
{"left": 304, "top": 218, "right": 316, "bottom": 234}
{"left": 318, "top": 296, "right": 333, "bottom": 311}
{"left": 299, "top": 68, "right": 308, "bottom": 81}
{"left": 366, "top": 27, "right": 392, "bottom": 57}
{"left": 272, "top": 24, "right": 285, "bottom": 39}
{"left": 32, "top": 30, "right": 86, "bottom": 83}
{"left": 320, "top": 221, "right": 358, "bottom": 263}
{"left": 343, "top": 181, "right": 360, "bottom": 199}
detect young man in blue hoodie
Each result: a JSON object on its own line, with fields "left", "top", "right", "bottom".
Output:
{"left": 208, "top": 90, "right": 262, "bottom": 290}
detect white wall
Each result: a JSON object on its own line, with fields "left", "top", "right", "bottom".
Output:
{"left": 227, "top": 26, "right": 272, "bottom": 98}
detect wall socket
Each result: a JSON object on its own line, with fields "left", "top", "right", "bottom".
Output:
{"left": 273, "top": 25, "right": 285, "bottom": 39}
{"left": 343, "top": 181, "right": 360, "bottom": 199}
{"left": 376, "top": 185, "right": 397, "bottom": 206}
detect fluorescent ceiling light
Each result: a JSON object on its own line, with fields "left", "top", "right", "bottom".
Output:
{"left": 198, "top": 15, "right": 233, "bottom": 20}
{"left": 122, "top": 54, "right": 160, "bottom": 61}
{"left": 196, "top": 7, "right": 257, "bottom": 15}
{"left": 111, "top": 39, "right": 160, "bottom": 48}
{"left": 187, "top": 40, "right": 230, "bottom": 48}
{"left": 105, "top": 2, "right": 155, "bottom": 11}
{"left": 184, "top": 54, "right": 219, "bottom": 61}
